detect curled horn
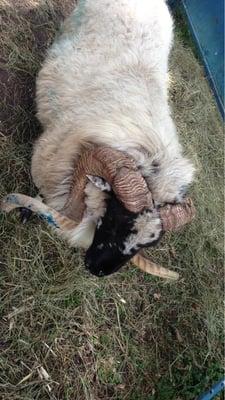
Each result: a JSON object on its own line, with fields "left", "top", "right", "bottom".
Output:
{"left": 132, "top": 251, "right": 179, "bottom": 280}
{"left": 62, "top": 146, "right": 153, "bottom": 221}
{"left": 159, "top": 197, "right": 196, "bottom": 231}
{"left": 63, "top": 146, "right": 195, "bottom": 230}
{"left": 0, "top": 193, "right": 77, "bottom": 232}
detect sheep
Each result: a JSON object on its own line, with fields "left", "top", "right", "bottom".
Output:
{"left": 1, "top": 0, "right": 195, "bottom": 277}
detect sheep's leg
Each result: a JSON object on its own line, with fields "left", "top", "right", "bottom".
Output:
{"left": 19, "top": 194, "right": 44, "bottom": 224}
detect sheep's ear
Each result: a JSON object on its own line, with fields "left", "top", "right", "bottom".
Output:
{"left": 86, "top": 175, "right": 111, "bottom": 192}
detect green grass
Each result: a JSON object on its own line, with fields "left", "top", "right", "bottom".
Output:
{"left": 0, "top": 1, "right": 224, "bottom": 399}
{"left": 173, "top": 6, "right": 200, "bottom": 58}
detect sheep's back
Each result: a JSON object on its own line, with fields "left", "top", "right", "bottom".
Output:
{"left": 36, "top": 0, "right": 173, "bottom": 139}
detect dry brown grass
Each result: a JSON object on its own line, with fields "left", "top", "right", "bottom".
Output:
{"left": 0, "top": 1, "right": 224, "bottom": 399}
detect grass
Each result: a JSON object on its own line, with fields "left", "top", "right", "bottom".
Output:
{"left": 0, "top": 1, "right": 224, "bottom": 399}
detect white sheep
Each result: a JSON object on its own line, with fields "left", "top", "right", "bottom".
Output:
{"left": 4, "top": 0, "right": 196, "bottom": 276}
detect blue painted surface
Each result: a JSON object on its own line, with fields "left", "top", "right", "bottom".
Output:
{"left": 39, "top": 212, "right": 59, "bottom": 229}
{"left": 197, "top": 377, "right": 225, "bottom": 400}
{"left": 168, "top": 0, "right": 224, "bottom": 117}
{"left": 182, "top": 0, "right": 224, "bottom": 116}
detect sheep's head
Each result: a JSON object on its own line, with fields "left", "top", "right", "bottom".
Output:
{"left": 64, "top": 146, "right": 195, "bottom": 277}
{"left": 0, "top": 146, "right": 195, "bottom": 279}
{"left": 61, "top": 146, "right": 162, "bottom": 276}
{"left": 84, "top": 182, "right": 195, "bottom": 277}
{"left": 85, "top": 192, "right": 163, "bottom": 276}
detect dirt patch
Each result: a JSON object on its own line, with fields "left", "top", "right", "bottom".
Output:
{"left": 0, "top": 0, "right": 76, "bottom": 139}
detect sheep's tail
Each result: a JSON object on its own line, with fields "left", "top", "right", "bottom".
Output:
{"left": 132, "top": 251, "right": 179, "bottom": 280}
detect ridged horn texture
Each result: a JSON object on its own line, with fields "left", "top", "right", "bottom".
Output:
{"left": 160, "top": 197, "right": 196, "bottom": 231}
{"left": 132, "top": 251, "right": 179, "bottom": 280}
{"left": 0, "top": 193, "right": 77, "bottom": 232}
{"left": 62, "top": 146, "right": 153, "bottom": 221}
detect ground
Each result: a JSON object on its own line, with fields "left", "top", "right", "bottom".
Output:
{"left": 0, "top": 1, "right": 224, "bottom": 400}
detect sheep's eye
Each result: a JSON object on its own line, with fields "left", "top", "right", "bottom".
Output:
{"left": 152, "top": 161, "right": 160, "bottom": 167}
{"left": 152, "top": 161, "right": 160, "bottom": 173}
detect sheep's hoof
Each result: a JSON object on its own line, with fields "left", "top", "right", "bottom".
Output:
{"left": 19, "top": 207, "right": 33, "bottom": 224}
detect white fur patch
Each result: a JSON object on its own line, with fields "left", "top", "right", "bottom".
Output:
{"left": 122, "top": 210, "right": 162, "bottom": 255}
{"left": 86, "top": 175, "right": 111, "bottom": 192}
{"left": 63, "top": 217, "right": 96, "bottom": 249}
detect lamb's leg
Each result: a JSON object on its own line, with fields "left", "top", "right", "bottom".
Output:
{"left": 19, "top": 194, "right": 44, "bottom": 224}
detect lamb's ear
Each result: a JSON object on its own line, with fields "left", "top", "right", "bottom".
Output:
{"left": 86, "top": 175, "right": 111, "bottom": 192}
